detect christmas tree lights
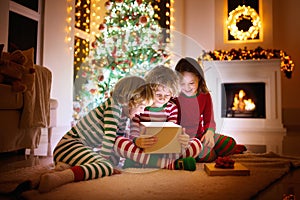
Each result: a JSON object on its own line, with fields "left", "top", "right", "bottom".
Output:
{"left": 73, "top": 0, "right": 170, "bottom": 121}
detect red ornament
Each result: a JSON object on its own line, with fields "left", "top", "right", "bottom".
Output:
{"left": 98, "top": 75, "right": 104, "bottom": 81}
{"left": 150, "top": 57, "right": 156, "bottom": 63}
{"left": 98, "top": 23, "right": 106, "bottom": 30}
{"left": 139, "top": 15, "right": 148, "bottom": 24}
{"left": 111, "top": 66, "right": 115, "bottom": 70}
{"left": 137, "top": 0, "right": 143, "bottom": 5}
{"left": 74, "top": 107, "right": 81, "bottom": 113}
{"left": 111, "top": 46, "right": 117, "bottom": 57}
{"left": 90, "top": 89, "right": 97, "bottom": 94}
{"left": 105, "top": 1, "right": 112, "bottom": 10}
{"left": 91, "top": 41, "right": 97, "bottom": 48}
{"left": 92, "top": 59, "right": 97, "bottom": 65}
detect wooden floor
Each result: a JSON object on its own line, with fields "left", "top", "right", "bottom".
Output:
{"left": 0, "top": 126, "right": 300, "bottom": 199}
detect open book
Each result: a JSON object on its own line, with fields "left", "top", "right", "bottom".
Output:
{"left": 140, "top": 122, "right": 182, "bottom": 154}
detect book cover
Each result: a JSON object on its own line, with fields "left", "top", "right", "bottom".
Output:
{"left": 140, "top": 122, "right": 182, "bottom": 154}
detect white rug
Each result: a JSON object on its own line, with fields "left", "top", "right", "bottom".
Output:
{"left": 1, "top": 152, "right": 300, "bottom": 200}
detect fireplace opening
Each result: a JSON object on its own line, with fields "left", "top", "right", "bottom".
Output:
{"left": 221, "top": 82, "right": 266, "bottom": 118}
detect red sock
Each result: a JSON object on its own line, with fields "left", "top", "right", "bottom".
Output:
{"left": 71, "top": 166, "right": 85, "bottom": 181}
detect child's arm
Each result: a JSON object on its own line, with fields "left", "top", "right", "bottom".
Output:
{"left": 100, "top": 104, "right": 121, "bottom": 159}
{"left": 129, "top": 115, "right": 141, "bottom": 140}
{"left": 166, "top": 101, "right": 179, "bottom": 124}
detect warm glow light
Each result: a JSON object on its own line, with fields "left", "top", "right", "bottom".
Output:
{"left": 199, "top": 47, "right": 295, "bottom": 78}
{"left": 226, "top": 5, "right": 261, "bottom": 41}
{"left": 232, "top": 90, "right": 256, "bottom": 111}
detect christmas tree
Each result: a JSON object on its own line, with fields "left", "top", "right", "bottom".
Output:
{"left": 73, "top": 0, "right": 170, "bottom": 121}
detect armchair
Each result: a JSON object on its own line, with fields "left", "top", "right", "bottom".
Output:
{"left": 0, "top": 64, "right": 52, "bottom": 153}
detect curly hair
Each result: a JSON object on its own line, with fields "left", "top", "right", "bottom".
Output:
{"left": 144, "top": 65, "right": 181, "bottom": 97}
{"left": 111, "top": 76, "right": 154, "bottom": 108}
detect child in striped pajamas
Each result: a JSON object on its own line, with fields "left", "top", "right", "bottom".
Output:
{"left": 174, "top": 57, "right": 244, "bottom": 162}
{"left": 114, "top": 65, "right": 203, "bottom": 170}
{"left": 38, "top": 76, "right": 155, "bottom": 193}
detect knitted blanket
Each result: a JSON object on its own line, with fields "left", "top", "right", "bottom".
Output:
{"left": 1, "top": 152, "right": 300, "bottom": 200}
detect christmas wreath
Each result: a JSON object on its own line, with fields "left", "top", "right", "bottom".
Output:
{"left": 227, "top": 5, "right": 262, "bottom": 40}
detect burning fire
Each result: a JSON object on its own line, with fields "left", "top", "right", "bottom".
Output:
{"left": 232, "top": 90, "right": 256, "bottom": 111}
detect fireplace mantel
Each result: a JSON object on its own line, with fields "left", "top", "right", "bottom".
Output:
{"left": 203, "top": 59, "right": 286, "bottom": 154}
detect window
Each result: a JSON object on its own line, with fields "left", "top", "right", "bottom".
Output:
{"left": 8, "top": 0, "right": 44, "bottom": 64}
{"left": 11, "top": 0, "right": 39, "bottom": 12}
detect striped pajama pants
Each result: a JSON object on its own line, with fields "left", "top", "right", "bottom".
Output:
{"left": 197, "top": 133, "right": 237, "bottom": 162}
{"left": 53, "top": 135, "right": 114, "bottom": 180}
{"left": 114, "top": 136, "right": 202, "bottom": 169}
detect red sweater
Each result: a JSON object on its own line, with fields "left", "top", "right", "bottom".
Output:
{"left": 173, "top": 92, "right": 216, "bottom": 139}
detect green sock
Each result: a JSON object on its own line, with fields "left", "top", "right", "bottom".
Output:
{"left": 175, "top": 157, "right": 196, "bottom": 171}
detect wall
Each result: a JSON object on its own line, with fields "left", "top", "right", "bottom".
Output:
{"left": 273, "top": 0, "right": 300, "bottom": 128}
{"left": 172, "top": 0, "right": 215, "bottom": 59}
{"left": 43, "top": 0, "right": 107, "bottom": 129}
{"left": 44, "top": 0, "right": 74, "bottom": 128}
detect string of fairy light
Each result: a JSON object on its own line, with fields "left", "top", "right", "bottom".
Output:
{"left": 200, "top": 47, "right": 295, "bottom": 78}
{"left": 153, "top": 0, "right": 172, "bottom": 43}
{"left": 66, "top": 0, "right": 174, "bottom": 81}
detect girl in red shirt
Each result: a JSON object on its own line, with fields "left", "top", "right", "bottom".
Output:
{"left": 174, "top": 57, "right": 244, "bottom": 162}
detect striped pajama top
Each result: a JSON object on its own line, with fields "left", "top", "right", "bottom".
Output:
{"left": 66, "top": 97, "right": 128, "bottom": 159}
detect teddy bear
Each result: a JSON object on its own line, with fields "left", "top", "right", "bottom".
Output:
{"left": 0, "top": 45, "right": 35, "bottom": 92}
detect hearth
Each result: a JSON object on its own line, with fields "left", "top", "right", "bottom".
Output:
{"left": 221, "top": 82, "right": 265, "bottom": 118}
{"left": 203, "top": 59, "right": 286, "bottom": 154}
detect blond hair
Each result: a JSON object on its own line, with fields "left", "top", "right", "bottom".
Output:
{"left": 128, "top": 83, "right": 154, "bottom": 109}
{"left": 111, "top": 76, "right": 154, "bottom": 108}
{"left": 144, "top": 65, "right": 181, "bottom": 97}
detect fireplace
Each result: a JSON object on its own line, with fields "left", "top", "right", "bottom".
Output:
{"left": 203, "top": 59, "right": 286, "bottom": 154}
{"left": 221, "top": 82, "right": 266, "bottom": 118}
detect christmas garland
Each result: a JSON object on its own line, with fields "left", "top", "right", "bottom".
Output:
{"left": 227, "top": 5, "right": 261, "bottom": 40}
{"left": 199, "top": 46, "right": 295, "bottom": 78}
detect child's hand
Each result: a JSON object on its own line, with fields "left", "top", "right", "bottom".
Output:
{"left": 135, "top": 136, "right": 158, "bottom": 148}
{"left": 201, "top": 129, "right": 215, "bottom": 148}
{"left": 178, "top": 128, "right": 190, "bottom": 148}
